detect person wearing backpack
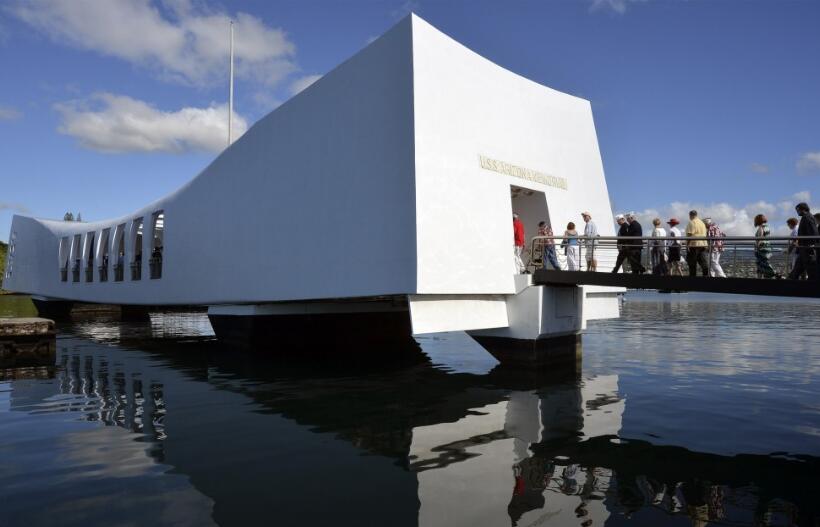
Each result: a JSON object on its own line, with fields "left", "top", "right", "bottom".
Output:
{"left": 704, "top": 218, "right": 726, "bottom": 278}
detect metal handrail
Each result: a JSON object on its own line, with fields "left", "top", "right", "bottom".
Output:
{"left": 527, "top": 235, "right": 819, "bottom": 278}
{"left": 530, "top": 235, "right": 820, "bottom": 242}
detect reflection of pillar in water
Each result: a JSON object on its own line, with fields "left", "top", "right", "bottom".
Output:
{"left": 539, "top": 381, "right": 584, "bottom": 443}
{"left": 505, "top": 391, "right": 543, "bottom": 461}
{"left": 412, "top": 395, "right": 539, "bottom": 526}
{"left": 411, "top": 375, "right": 625, "bottom": 527}
{"left": 579, "top": 374, "right": 624, "bottom": 440}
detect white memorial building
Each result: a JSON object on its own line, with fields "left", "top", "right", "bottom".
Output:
{"left": 4, "top": 14, "right": 619, "bottom": 366}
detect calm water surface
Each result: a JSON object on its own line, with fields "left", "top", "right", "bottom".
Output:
{"left": 1, "top": 292, "right": 819, "bottom": 526}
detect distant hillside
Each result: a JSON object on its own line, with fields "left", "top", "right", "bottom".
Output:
{"left": 0, "top": 240, "right": 7, "bottom": 290}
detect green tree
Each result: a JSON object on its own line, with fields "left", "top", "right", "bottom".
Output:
{"left": 0, "top": 241, "right": 7, "bottom": 290}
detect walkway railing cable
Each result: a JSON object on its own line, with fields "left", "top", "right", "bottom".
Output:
{"left": 528, "top": 235, "right": 820, "bottom": 279}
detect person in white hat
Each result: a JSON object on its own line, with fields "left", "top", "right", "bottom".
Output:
{"left": 581, "top": 212, "right": 598, "bottom": 271}
{"left": 611, "top": 214, "right": 629, "bottom": 273}
{"left": 649, "top": 218, "right": 667, "bottom": 275}
{"left": 666, "top": 218, "right": 684, "bottom": 276}
{"left": 704, "top": 217, "right": 726, "bottom": 278}
{"left": 625, "top": 212, "right": 646, "bottom": 274}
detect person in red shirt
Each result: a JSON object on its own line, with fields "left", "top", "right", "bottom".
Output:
{"left": 513, "top": 213, "right": 526, "bottom": 273}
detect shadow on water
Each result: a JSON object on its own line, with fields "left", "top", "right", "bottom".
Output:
{"left": 0, "top": 300, "right": 818, "bottom": 526}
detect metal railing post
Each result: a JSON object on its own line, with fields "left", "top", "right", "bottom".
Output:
{"left": 732, "top": 243, "right": 737, "bottom": 277}
{"left": 708, "top": 239, "right": 713, "bottom": 277}
{"left": 580, "top": 238, "right": 584, "bottom": 271}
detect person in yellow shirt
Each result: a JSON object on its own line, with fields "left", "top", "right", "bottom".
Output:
{"left": 685, "top": 210, "right": 709, "bottom": 277}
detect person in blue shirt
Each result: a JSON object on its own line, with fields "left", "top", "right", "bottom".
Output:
{"left": 562, "top": 222, "right": 580, "bottom": 271}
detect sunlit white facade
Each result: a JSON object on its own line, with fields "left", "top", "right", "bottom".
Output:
{"left": 4, "top": 15, "right": 619, "bottom": 361}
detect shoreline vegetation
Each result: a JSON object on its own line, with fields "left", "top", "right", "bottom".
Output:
{"left": 0, "top": 240, "right": 7, "bottom": 293}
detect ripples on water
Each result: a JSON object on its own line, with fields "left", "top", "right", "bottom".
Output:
{"left": 1, "top": 293, "right": 819, "bottom": 526}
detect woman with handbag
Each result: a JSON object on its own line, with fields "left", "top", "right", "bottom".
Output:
{"left": 753, "top": 214, "right": 779, "bottom": 279}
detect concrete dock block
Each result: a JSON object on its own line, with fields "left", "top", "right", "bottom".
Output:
{"left": 0, "top": 317, "right": 57, "bottom": 368}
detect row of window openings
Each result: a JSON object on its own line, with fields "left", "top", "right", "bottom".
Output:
{"left": 4, "top": 231, "right": 17, "bottom": 279}
{"left": 59, "top": 212, "right": 164, "bottom": 283}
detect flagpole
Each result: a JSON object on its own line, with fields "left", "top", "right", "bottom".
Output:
{"left": 228, "top": 19, "right": 234, "bottom": 146}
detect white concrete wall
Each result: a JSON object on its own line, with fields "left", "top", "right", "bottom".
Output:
{"left": 468, "top": 278, "right": 584, "bottom": 341}
{"left": 411, "top": 15, "right": 615, "bottom": 294}
{"left": 5, "top": 17, "right": 418, "bottom": 305}
{"left": 5, "top": 14, "right": 619, "bottom": 332}
{"left": 407, "top": 294, "right": 508, "bottom": 334}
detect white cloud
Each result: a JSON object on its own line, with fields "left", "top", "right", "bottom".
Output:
{"left": 288, "top": 74, "right": 321, "bottom": 96}
{"left": 55, "top": 92, "right": 248, "bottom": 154}
{"left": 252, "top": 91, "right": 282, "bottom": 112}
{"left": 744, "top": 200, "right": 775, "bottom": 219}
{"left": 8, "top": 0, "right": 297, "bottom": 87}
{"left": 0, "top": 202, "right": 30, "bottom": 213}
{"left": 0, "top": 105, "right": 21, "bottom": 120}
{"left": 777, "top": 201, "right": 794, "bottom": 215}
{"left": 629, "top": 192, "right": 815, "bottom": 236}
{"left": 797, "top": 152, "right": 820, "bottom": 175}
{"left": 749, "top": 162, "right": 769, "bottom": 174}
{"left": 589, "top": 0, "right": 647, "bottom": 15}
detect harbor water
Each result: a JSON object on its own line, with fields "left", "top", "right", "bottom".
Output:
{"left": 1, "top": 292, "right": 818, "bottom": 526}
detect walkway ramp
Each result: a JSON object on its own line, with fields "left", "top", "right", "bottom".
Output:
{"left": 533, "top": 269, "right": 820, "bottom": 298}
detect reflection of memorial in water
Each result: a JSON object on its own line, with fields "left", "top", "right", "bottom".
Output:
{"left": 57, "top": 352, "right": 168, "bottom": 442}
{"left": 6, "top": 317, "right": 818, "bottom": 527}
{"left": 410, "top": 373, "right": 622, "bottom": 526}
{"left": 409, "top": 371, "right": 818, "bottom": 527}
{"left": 2, "top": 339, "right": 215, "bottom": 526}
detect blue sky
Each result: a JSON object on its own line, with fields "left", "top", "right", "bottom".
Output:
{"left": 1, "top": 0, "right": 818, "bottom": 239}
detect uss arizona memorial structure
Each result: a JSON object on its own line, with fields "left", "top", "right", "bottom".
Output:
{"left": 4, "top": 15, "right": 619, "bottom": 366}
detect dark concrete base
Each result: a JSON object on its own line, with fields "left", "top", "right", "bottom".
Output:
{"left": 32, "top": 300, "right": 152, "bottom": 322}
{"left": 120, "top": 305, "right": 151, "bottom": 321}
{"left": 208, "top": 310, "right": 417, "bottom": 356}
{"left": 470, "top": 333, "right": 582, "bottom": 370}
{"left": 31, "top": 298, "right": 74, "bottom": 320}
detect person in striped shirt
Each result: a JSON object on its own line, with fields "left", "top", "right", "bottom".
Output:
{"left": 534, "top": 221, "right": 562, "bottom": 270}
{"left": 704, "top": 218, "right": 726, "bottom": 278}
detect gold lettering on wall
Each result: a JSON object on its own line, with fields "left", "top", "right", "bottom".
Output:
{"left": 478, "top": 155, "right": 568, "bottom": 190}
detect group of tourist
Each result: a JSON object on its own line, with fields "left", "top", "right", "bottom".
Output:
{"left": 514, "top": 212, "right": 599, "bottom": 273}
{"left": 513, "top": 202, "right": 820, "bottom": 280}
{"left": 637, "top": 210, "right": 720, "bottom": 278}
